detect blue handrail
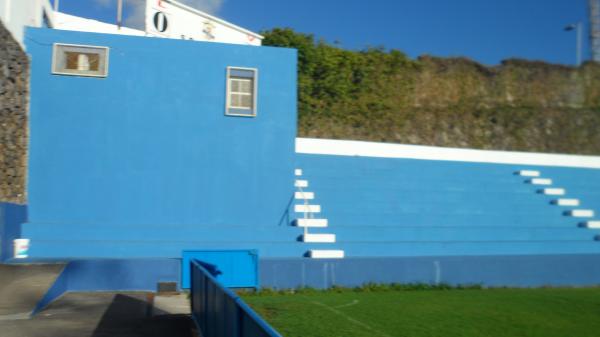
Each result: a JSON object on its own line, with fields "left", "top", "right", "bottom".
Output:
{"left": 190, "top": 259, "right": 283, "bottom": 337}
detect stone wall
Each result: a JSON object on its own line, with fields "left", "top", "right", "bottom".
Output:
{"left": 0, "top": 21, "right": 28, "bottom": 204}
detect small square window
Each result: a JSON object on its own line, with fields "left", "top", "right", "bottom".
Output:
{"left": 52, "top": 44, "right": 109, "bottom": 77}
{"left": 226, "top": 67, "right": 258, "bottom": 117}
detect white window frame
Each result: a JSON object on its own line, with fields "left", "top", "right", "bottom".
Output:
{"left": 225, "top": 66, "right": 258, "bottom": 117}
{"left": 51, "top": 43, "right": 110, "bottom": 78}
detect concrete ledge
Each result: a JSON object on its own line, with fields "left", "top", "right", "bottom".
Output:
{"left": 297, "top": 138, "right": 600, "bottom": 169}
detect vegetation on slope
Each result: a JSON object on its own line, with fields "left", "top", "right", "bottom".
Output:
{"left": 262, "top": 28, "right": 600, "bottom": 154}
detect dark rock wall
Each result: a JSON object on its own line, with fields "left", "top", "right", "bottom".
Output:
{"left": 0, "top": 21, "right": 28, "bottom": 204}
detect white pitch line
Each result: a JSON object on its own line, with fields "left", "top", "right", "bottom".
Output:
{"left": 334, "top": 299, "right": 360, "bottom": 309}
{"left": 311, "top": 301, "right": 392, "bottom": 337}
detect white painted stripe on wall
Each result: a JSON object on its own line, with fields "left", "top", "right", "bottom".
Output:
{"left": 553, "top": 199, "right": 581, "bottom": 207}
{"left": 302, "top": 233, "right": 336, "bottom": 243}
{"left": 529, "top": 178, "right": 553, "bottom": 185}
{"left": 295, "top": 204, "right": 321, "bottom": 213}
{"left": 518, "top": 170, "right": 541, "bottom": 177}
{"left": 295, "top": 218, "right": 328, "bottom": 227}
{"left": 296, "top": 138, "right": 600, "bottom": 169}
{"left": 541, "top": 188, "right": 566, "bottom": 196}
{"left": 295, "top": 180, "right": 308, "bottom": 188}
{"left": 309, "top": 250, "right": 345, "bottom": 259}
{"left": 295, "top": 191, "right": 315, "bottom": 200}
{"left": 567, "top": 210, "right": 595, "bottom": 218}
{"left": 585, "top": 221, "right": 600, "bottom": 229}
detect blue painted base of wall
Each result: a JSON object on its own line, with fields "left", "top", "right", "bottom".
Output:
{"left": 0, "top": 203, "right": 27, "bottom": 262}
{"left": 27, "top": 254, "right": 600, "bottom": 313}
{"left": 260, "top": 254, "right": 600, "bottom": 289}
{"left": 182, "top": 250, "right": 258, "bottom": 289}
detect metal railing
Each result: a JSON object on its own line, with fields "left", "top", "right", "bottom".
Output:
{"left": 296, "top": 183, "right": 313, "bottom": 237}
{"left": 190, "top": 260, "right": 283, "bottom": 337}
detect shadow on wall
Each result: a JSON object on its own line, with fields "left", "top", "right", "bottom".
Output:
{"left": 277, "top": 194, "right": 295, "bottom": 227}
{"left": 0, "top": 203, "right": 27, "bottom": 262}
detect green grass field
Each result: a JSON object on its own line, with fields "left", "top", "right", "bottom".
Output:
{"left": 242, "top": 287, "right": 600, "bottom": 337}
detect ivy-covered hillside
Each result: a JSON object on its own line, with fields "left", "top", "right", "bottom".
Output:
{"left": 263, "top": 28, "right": 600, "bottom": 154}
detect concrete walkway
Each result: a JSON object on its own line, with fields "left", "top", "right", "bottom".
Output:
{"left": 0, "top": 292, "right": 194, "bottom": 337}
{"left": 0, "top": 264, "right": 65, "bottom": 318}
{"left": 0, "top": 265, "right": 194, "bottom": 337}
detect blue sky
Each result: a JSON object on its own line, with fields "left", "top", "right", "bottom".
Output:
{"left": 55, "top": 0, "right": 591, "bottom": 66}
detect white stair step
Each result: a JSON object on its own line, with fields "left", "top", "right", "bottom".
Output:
{"left": 553, "top": 199, "right": 580, "bottom": 207}
{"left": 584, "top": 221, "right": 600, "bottom": 229}
{"left": 295, "top": 169, "right": 303, "bottom": 176}
{"left": 518, "top": 170, "right": 541, "bottom": 177}
{"left": 295, "top": 204, "right": 321, "bottom": 213}
{"left": 295, "top": 191, "right": 314, "bottom": 200}
{"left": 294, "top": 219, "right": 328, "bottom": 228}
{"left": 308, "top": 250, "right": 345, "bottom": 259}
{"left": 540, "top": 188, "right": 565, "bottom": 196}
{"left": 566, "top": 209, "right": 595, "bottom": 218}
{"left": 295, "top": 180, "right": 308, "bottom": 188}
{"left": 529, "top": 178, "right": 552, "bottom": 185}
{"left": 302, "top": 234, "right": 336, "bottom": 243}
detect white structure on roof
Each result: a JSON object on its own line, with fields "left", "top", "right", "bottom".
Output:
{"left": 54, "top": 12, "right": 146, "bottom": 37}
{"left": 144, "top": 0, "right": 262, "bottom": 46}
{"left": 0, "top": 0, "right": 54, "bottom": 46}
{"left": 0, "top": 0, "right": 262, "bottom": 48}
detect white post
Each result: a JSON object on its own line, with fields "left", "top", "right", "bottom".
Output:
{"left": 3, "top": 0, "right": 12, "bottom": 24}
{"left": 53, "top": 0, "right": 59, "bottom": 12}
{"left": 117, "top": 0, "right": 123, "bottom": 29}
{"left": 577, "top": 22, "right": 583, "bottom": 66}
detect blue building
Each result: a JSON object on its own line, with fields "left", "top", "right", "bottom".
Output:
{"left": 2, "top": 8, "right": 600, "bottom": 292}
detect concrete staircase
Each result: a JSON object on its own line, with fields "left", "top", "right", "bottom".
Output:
{"left": 518, "top": 169, "right": 599, "bottom": 229}
{"left": 293, "top": 169, "right": 344, "bottom": 259}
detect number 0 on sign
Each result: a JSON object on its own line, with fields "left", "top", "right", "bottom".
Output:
{"left": 153, "top": 12, "right": 168, "bottom": 32}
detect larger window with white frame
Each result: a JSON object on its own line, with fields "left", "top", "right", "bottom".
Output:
{"left": 52, "top": 43, "right": 109, "bottom": 77}
{"left": 226, "top": 67, "right": 258, "bottom": 117}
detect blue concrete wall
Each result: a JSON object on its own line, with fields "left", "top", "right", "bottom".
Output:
{"left": 260, "top": 255, "right": 600, "bottom": 289}
{"left": 294, "top": 154, "right": 600, "bottom": 257}
{"left": 0, "top": 203, "right": 27, "bottom": 262}
{"left": 23, "top": 28, "right": 297, "bottom": 258}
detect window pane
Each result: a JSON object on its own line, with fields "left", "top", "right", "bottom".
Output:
{"left": 231, "top": 79, "right": 241, "bottom": 92}
{"left": 240, "top": 79, "right": 252, "bottom": 93}
{"left": 240, "top": 94, "right": 252, "bottom": 108}
{"left": 230, "top": 94, "right": 242, "bottom": 107}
